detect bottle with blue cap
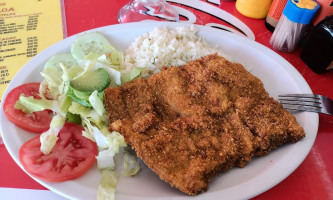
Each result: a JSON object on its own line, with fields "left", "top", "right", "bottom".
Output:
{"left": 269, "top": 0, "right": 320, "bottom": 52}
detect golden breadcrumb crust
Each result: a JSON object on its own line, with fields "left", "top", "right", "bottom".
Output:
{"left": 104, "top": 54, "right": 305, "bottom": 195}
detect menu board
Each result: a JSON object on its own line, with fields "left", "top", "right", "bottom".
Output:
{"left": 0, "top": 0, "right": 66, "bottom": 102}
{"left": 0, "top": 0, "right": 66, "bottom": 141}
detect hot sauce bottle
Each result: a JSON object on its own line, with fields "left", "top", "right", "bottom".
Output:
{"left": 301, "top": 15, "right": 333, "bottom": 74}
{"left": 265, "top": 0, "right": 288, "bottom": 32}
{"left": 312, "top": 0, "right": 333, "bottom": 26}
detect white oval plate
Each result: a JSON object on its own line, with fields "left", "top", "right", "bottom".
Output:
{"left": 0, "top": 22, "right": 318, "bottom": 200}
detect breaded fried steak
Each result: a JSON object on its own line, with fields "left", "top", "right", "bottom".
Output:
{"left": 104, "top": 54, "right": 305, "bottom": 195}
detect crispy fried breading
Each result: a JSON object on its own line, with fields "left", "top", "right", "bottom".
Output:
{"left": 104, "top": 54, "right": 305, "bottom": 195}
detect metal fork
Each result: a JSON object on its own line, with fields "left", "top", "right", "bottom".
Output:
{"left": 278, "top": 94, "right": 333, "bottom": 116}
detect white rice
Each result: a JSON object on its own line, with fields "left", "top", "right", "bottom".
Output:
{"left": 121, "top": 26, "right": 223, "bottom": 77}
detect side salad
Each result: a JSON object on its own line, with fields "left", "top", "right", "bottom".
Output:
{"left": 3, "top": 32, "right": 140, "bottom": 200}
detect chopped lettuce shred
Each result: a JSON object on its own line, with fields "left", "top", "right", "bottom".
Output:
{"left": 66, "top": 112, "right": 81, "bottom": 124}
{"left": 121, "top": 67, "right": 141, "bottom": 84}
{"left": 40, "top": 114, "right": 66, "bottom": 155}
{"left": 95, "top": 131, "right": 127, "bottom": 169}
{"left": 15, "top": 32, "right": 141, "bottom": 200}
{"left": 97, "top": 169, "right": 118, "bottom": 200}
{"left": 14, "top": 95, "right": 54, "bottom": 113}
{"left": 122, "top": 150, "right": 140, "bottom": 176}
{"left": 89, "top": 90, "right": 107, "bottom": 118}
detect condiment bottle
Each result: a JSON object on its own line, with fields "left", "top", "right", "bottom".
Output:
{"left": 312, "top": 0, "right": 333, "bottom": 26}
{"left": 301, "top": 15, "right": 333, "bottom": 74}
{"left": 265, "top": 0, "right": 288, "bottom": 31}
{"left": 235, "top": 0, "right": 273, "bottom": 19}
{"left": 269, "top": 0, "right": 320, "bottom": 52}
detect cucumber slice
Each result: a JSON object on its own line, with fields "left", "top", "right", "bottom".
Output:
{"left": 70, "top": 68, "right": 110, "bottom": 92}
{"left": 44, "top": 53, "right": 78, "bottom": 70}
{"left": 42, "top": 53, "right": 79, "bottom": 86}
{"left": 71, "top": 32, "right": 121, "bottom": 65}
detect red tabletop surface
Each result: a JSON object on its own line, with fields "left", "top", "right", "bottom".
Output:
{"left": 1, "top": 1, "right": 332, "bottom": 199}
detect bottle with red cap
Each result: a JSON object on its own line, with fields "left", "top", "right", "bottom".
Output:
{"left": 312, "top": 0, "right": 333, "bottom": 26}
{"left": 265, "top": 0, "right": 288, "bottom": 31}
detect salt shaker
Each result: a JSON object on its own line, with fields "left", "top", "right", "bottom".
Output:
{"left": 269, "top": 0, "right": 320, "bottom": 52}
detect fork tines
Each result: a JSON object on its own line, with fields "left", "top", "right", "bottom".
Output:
{"left": 278, "top": 94, "right": 322, "bottom": 113}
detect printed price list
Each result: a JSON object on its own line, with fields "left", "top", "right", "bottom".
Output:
{"left": 0, "top": 0, "right": 64, "bottom": 140}
{"left": 0, "top": 66, "right": 9, "bottom": 85}
{"left": 0, "top": 13, "right": 41, "bottom": 87}
{"left": 0, "top": 14, "right": 40, "bottom": 61}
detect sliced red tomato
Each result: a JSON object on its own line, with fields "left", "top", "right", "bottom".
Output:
{"left": 19, "top": 123, "right": 97, "bottom": 182}
{"left": 3, "top": 82, "right": 52, "bottom": 133}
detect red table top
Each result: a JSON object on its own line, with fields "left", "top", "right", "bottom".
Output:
{"left": 1, "top": 1, "right": 333, "bottom": 199}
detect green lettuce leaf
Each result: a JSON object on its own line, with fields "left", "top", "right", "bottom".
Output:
{"left": 121, "top": 67, "right": 141, "bottom": 84}
{"left": 14, "top": 95, "right": 53, "bottom": 113}
{"left": 97, "top": 169, "right": 118, "bottom": 200}
{"left": 66, "top": 112, "right": 81, "bottom": 124}
{"left": 122, "top": 150, "right": 140, "bottom": 176}
{"left": 66, "top": 86, "right": 92, "bottom": 107}
{"left": 94, "top": 131, "right": 127, "bottom": 169}
{"left": 40, "top": 114, "right": 66, "bottom": 155}
{"left": 89, "top": 90, "right": 106, "bottom": 118}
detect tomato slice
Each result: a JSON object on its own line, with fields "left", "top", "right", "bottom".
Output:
{"left": 19, "top": 123, "right": 97, "bottom": 182}
{"left": 3, "top": 82, "right": 52, "bottom": 133}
